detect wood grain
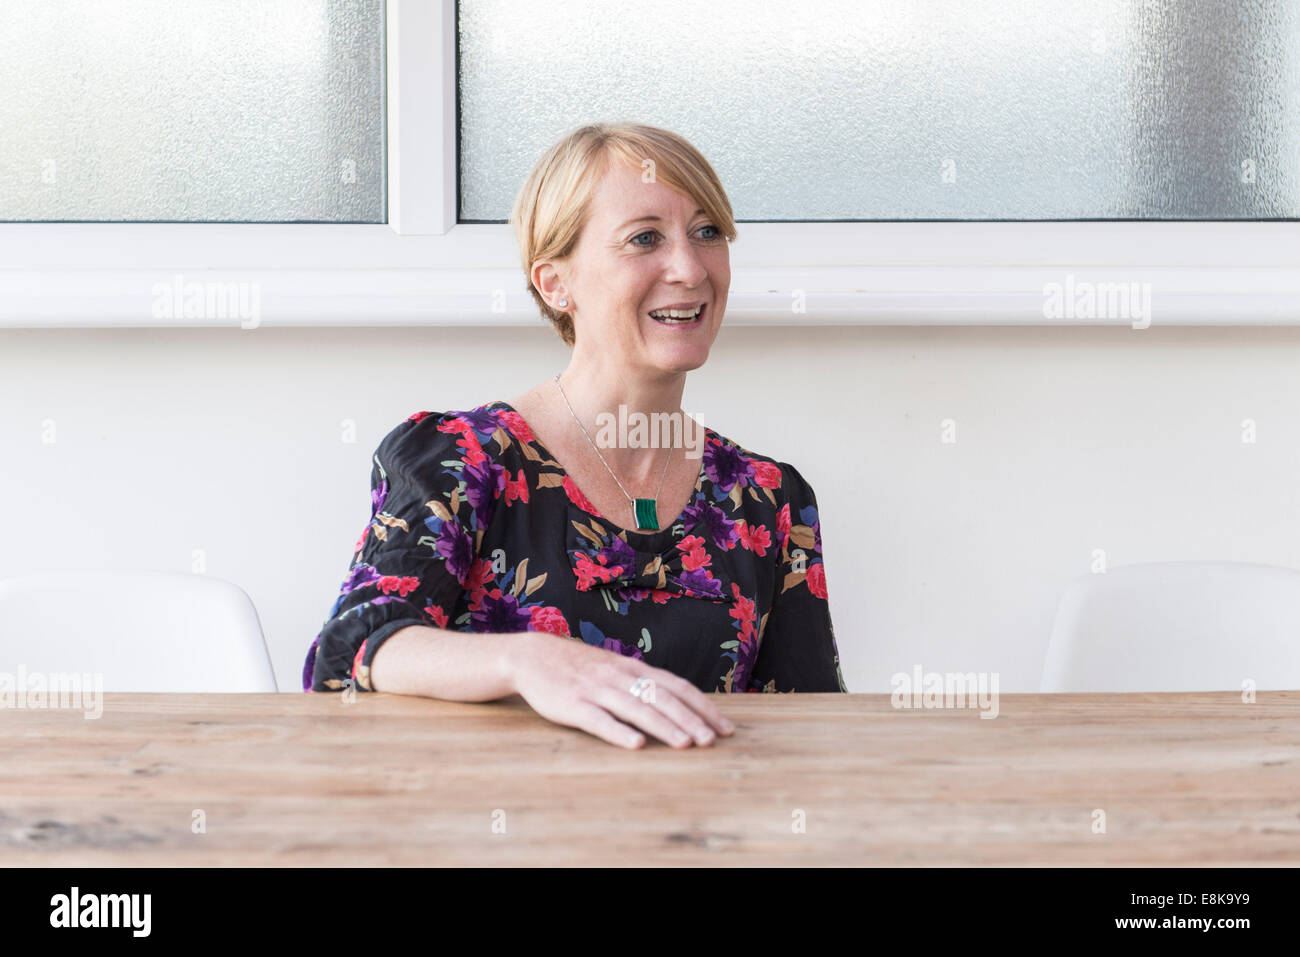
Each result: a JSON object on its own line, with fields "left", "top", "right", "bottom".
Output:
{"left": 1, "top": 692, "right": 1296, "bottom": 865}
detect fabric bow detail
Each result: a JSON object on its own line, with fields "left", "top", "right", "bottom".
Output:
{"left": 566, "top": 515, "right": 736, "bottom": 604}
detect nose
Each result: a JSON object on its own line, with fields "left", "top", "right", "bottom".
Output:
{"left": 663, "top": 229, "right": 709, "bottom": 288}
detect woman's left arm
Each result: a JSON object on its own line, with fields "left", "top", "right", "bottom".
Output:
{"left": 749, "top": 461, "right": 849, "bottom": 692}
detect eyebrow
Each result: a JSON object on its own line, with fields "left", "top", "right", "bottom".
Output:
{"left": 616, "top": 209, "right": 707, "bottom": 232}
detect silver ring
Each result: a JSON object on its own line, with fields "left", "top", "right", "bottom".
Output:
{"left": 628, "top": 676, "right": 653, "bottom": 699}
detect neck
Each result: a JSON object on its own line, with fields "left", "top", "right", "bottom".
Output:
{"left": 551, "top": 360, "right": 692, "bottom": 484}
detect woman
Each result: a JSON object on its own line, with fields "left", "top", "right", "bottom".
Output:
{"left": 303, "top": 123, "right": 847, "bottom": 749}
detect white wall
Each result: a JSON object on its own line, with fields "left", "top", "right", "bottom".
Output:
{"left": 4, "top": 323, "right": 1298, "bottom": 693}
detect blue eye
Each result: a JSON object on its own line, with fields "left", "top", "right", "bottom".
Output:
{"left": 630, "top": 225, "right": 722, "bottom": 247}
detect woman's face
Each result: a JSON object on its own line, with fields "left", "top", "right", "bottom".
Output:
{"left": 544, "top": 158, "right": 730, "bottom": 377}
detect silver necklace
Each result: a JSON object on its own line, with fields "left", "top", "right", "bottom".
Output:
{"left": 553, "top": 372, "right": 673, "bottom": 531}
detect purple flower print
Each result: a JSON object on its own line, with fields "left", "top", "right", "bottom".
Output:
{"left": 434, "top": 518, "right": 474, "bottom": 584}
{"left": 459, "top": 407, "right": 501, "bottom": 437}
{"left": 463, "top": 457, "right": 504, "bottom": 528}
{"left": 733, "top": 633, "right": 758, "bottom": 691}
{"left": 302, "top": 638, "right": 319, "bottom": 691}
{"left": 695, "top": 502, "right": 738, "bottom": 551}
{"left": 600, "top": 535, "right": 636, "bottom": 568}
{"left": 704, "top": 440, "right": 755, "bottom": 494}
{"left": 472, "top": 589, "right": 534, "bottom": 633}
{"left": 577, "top": 619, "right": 642, "bottom": 658}
{"left": 602, "top": 637, "right": 644, "bottom": 660}
{"left": 676, "top": 567, "right": 724, "bottom": 600}
{"left": 371, "top": 475, "right": 389, "bottom": 516}
{"left": 341, "top": 563, "right": 382, "bottom": 597}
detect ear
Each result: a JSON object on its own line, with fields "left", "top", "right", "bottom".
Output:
{"left": 532, "top": 260, "right": 568, "bottom": 312}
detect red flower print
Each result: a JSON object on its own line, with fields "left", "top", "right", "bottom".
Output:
{"left": 503, "top": 468, "right": 530, "bottom": 506}
{"left": 465, "top": 558, "right": 496, "bottom": 609}
{"left": 807, "top": 561, "right": 828, "bottom": 599}
{"left": 497, "top": 409, "right": 535, "bottom": 442}
{"left": 376, "top": 575, "right": 420, "bottom": 598}
{"left": 423, "top": 604, "right": 449, "bottom": 628}
{"left": 437, "top": 415, "right": 471, "bottom": 435}
{"left": 681, "top": 545, "right": 711, "bottom": 572}
{"left": 753, "top": 460, "right": 782, "bottom": 488}
{"left": 407, "top": 411, "right": 432, "bottom": 424}
{"left": 676, "top": 533, "right": 712, "bottom": 571}
{"left": 776, "top": 502, "right": 792, "bottom": 545}
{"left": 528, "top": 605, "right": 570, "bottom": 636}
{"left": 465, "top": 558, "right": 495, "bottom": 592}
{"left": 471, "top": 587, "right": 505, "bottom": 613}
{"left": 650, "top": 588, "right": 676, "bottom": 604}
{"left": 729, "top": 582, "right": 756, "bottom": 642}
{"left": 353, "top": 524, "right": 369, "bottom": 554}
{"left": 573, "top": 551, "right": 625, "bottom": 591}
{"left": 467, "top": 589, "right": 484, "bottom": 612}
{"left": 737, "top": 520, "right": 771, "bottom": 557}
{"left": 455, "top": 431, "right": 488, "bottom": 468}
{"left": 351, "top": 640, "right": 368, "bottom": 681}
{"left": 563, "top": 476, "right": 603, "bottom": 517}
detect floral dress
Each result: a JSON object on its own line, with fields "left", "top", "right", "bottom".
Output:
{"left": 303, "top": 401, "right": 847, "bottom": 695}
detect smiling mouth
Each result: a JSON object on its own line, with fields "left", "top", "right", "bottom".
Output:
{"left": 648, "top": 303, "right": 706, "bottom": 325}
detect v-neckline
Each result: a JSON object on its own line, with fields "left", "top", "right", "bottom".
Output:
{"left": 489, "top": 399, "right": 710, "bottom": 545}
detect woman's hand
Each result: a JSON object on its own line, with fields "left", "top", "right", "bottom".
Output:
{"left": 508, "top": 632, "right": 737, "bottom": 749}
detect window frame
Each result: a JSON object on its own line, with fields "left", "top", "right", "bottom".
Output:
{"left": 0, "top": 0, "right": 1296, "bottom": 329}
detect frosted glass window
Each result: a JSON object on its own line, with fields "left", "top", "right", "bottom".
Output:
{"left": 0, "top": 0, "right": 385, "bottom": 223}
{"left": 458, "top": 0, "right": 1300, "bottom": 221}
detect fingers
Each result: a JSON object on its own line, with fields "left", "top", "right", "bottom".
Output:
{"left": 630, "top": 683, "right": 718, "bottom": 746}
{"left": 519, "top": 642, "right": 736, "bottom": 749}
{"left": 591, "top": 682, "right": 702, "bottom": 749}
{"left": 628, "top": 667, "right": 736, "bottom": 737}
{"left": 570, "top": 701, "right": 645, "bottom": 750}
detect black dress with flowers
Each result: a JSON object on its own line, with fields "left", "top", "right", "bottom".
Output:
{"left": 303, "top": 401, "right": 847, "bottom": 695}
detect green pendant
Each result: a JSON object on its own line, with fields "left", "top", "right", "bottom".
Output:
{"left": 633, "top": 498, "right": 659, "bottom": 530}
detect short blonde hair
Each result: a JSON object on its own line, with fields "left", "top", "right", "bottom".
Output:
{"left": 508, "top": 122, "right": 737, "bottom": 347}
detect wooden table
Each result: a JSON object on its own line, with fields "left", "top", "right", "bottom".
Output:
{"left": 2, "top": 692, "right": 1296, "bottom": 866}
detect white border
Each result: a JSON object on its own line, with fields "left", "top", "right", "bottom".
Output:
{"left": 0, "top": 0, "right": 1297, "bottom": 328}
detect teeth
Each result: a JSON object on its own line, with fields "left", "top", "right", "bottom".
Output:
{"left": 649, "top": 306, "right": 702, "bottom": 320}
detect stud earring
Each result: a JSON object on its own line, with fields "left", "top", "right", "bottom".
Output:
{"left": 557, "top": 298, "right": 568, "bottom": 308}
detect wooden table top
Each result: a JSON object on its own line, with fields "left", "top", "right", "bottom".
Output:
{"left": 2, "top": 691, "right": 1296, "bottom": 866}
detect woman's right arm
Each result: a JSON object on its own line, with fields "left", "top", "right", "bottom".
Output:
{"left": 368, "top": 623, "right": 525, "bottom": 702}
{"left": 370, "top": 623, "right": 735, "bottom": 750}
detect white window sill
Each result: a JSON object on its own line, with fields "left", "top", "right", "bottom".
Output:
{"left": 0, "top": 221, "right": 1296, "bottom": 328}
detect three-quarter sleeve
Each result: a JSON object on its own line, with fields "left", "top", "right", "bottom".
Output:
{"left": 750, "top": 461, "right": 848, "bottom": 692}
{"left": 304, "top": 412, "right": 487, "bottom": 693}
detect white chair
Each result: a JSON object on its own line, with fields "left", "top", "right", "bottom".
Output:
{"left": 0, "top": 571, "right": 277, "bottom": 692}
{"left": 1041, "top": 561, "right": 1300, "bottom": 692}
